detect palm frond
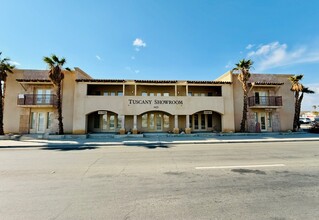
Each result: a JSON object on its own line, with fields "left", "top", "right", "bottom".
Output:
{"left": 52, "top": 54, "right": 59, "bottom": 63}
{"left": 59, "top": 57, "right": 66, "bottom": 66}
{"left": 43, "top": 56, "right": 54, "bottom": 66}
{"left": 302, "top": 87, "right": 315, "bottom": 94}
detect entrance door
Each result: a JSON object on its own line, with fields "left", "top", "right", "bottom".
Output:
{"left": 256, "top": 112, "right": 268, "bottom": 132}
{"left": 192, "top": 113, "right": 208, "bottom": 131}
{"left": 37, "top": 112, "right": 45, "bottom": 133}
{"left": 259, "top": 113, "right": 267, "bottom": 131}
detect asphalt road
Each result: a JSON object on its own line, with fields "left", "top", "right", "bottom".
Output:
{"left": 0, "top": 141, "right": 318, "bottom": 220}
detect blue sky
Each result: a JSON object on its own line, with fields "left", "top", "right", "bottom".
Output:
{"left": 1, "top": 0, "right": 319, "bottom": 110}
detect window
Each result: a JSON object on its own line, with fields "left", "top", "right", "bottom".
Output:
{"left": 109, "top": 115, "right": 115, "bottom": 129}
{"left": 163, "top": 93, "right": 169, "bottom": 96}
{"left": 142, "top": 92, "right": 147, "bottom": 96}
{"left": 149, "top": 93, "right": 154, "bottom": 96}
{"left": 157, "top": 93, "right": 161, "bottom": 96}
{"left": 103, "top": 92, "right": 109, "bottom": 96}
{"left": 149, "top": 113, "right": 155, "bottom": 129}
{"left": 117, "top": 91, "right": 123, "bottom": 96}
{"left": 110, "top": 92, "right": 116, "bottom": 96}
{"left": 117, "top": 115, "right": 122, "bottom": 128}
{"left": 164, "top": 115, "right": 170, "bottom": 128}
{"left": 194, "top": 115, "right": 199, "bottom": 129}
{"left": 201, "top": 114, "right": 205, "bottom": 129}
{"left": 36, "top": 89, "right": 51, "bottom": 104}
{"left": 189, "top": 115, "right": 192, "bottom": 128}
{"left": 142, "top": 114, "right": 148, "bottom": 128}
{"left": 268, "top": 112, "right": 272, "bottom": 127}
{"left": 102, "top": 114, "right": 107, "bottom": 130}
{"left": 47, "top": 112, "right": 53, "bottom": 129}
{"left": 188, "top": 92, "right": 192, "bottom": 96}
{"left": 156, "top": 114, "right": 162, "bottom": 130}
{"left": 30, "top": 112, "right": 36, "bottom": 129}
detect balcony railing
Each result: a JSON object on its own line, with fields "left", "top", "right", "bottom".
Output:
{"left": 17, "top": 94, "right": 57, "bottom": 106}
{"left": 248, "top": 96, "right": 282, "bottom": 107}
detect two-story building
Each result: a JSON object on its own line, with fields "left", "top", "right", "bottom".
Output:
{"left": 3, "top": 68, "right": 294, "bottom": 135}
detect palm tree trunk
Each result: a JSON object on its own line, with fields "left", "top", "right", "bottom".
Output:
{"left": 240, "top": 82, "right": 248, "bottom": 132}
{"left": 293, "top": 92, "right": 300, "bottom": 131}
{"left": 0, "top": 81, "right": 4, "bottom": 135}
{"left": 57, "top": 82, "right": 64, "bottom": 135}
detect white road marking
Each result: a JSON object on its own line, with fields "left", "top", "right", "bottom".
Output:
{"left": 195, "top": 164, "right": 285, "bottom": 170}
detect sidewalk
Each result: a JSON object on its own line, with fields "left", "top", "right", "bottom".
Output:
{"left": 1, "top": 132, "right": 319, "bottom": 148}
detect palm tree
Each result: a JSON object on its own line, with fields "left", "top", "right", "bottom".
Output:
{"left": 43, "top": 55, "right": 70, "bottom": 135}
{"left": 0, "top": 52, "right": 15, "bottom": 135}
{"left": 289, "top": 75, "right": 314, "bottom": 131}
{"left": 232, "top": 59, "right": 254, "bottom": 132}
{"left": 313, "top": 105, "right": 317, "bottom": 112}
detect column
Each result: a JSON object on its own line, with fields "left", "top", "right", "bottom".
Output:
{"left": 173, "top": 115, "right": 179, "bottom": 134}
{"left": 185, "top": 115, "right": 191, "bottom": 134}
{"left": 133, "top": 115, "right": 138, "bottom": 134}
{"left": 119, "top": 115, "right": 125, "bottom": 135}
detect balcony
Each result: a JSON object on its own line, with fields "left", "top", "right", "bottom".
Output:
{"left": 17, "top": 94, "right": 57, "bottom": 107}
{"left": 248, "top": 96, "right": 282, "bottom": 108}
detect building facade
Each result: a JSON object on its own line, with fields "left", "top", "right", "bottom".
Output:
{"left": 3, "top": 68, "right": 295, "bottom": 135}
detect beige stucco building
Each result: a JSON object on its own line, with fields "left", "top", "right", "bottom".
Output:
{"left": 3, "top": 68, "right": 294, "bottom": 135}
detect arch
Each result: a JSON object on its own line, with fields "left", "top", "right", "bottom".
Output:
{"left": 85, "top": 109, "right": 120, "bottom": 116}
{"left": 189, "top": 110, "right": 222, "bottom": 132}
{"left": 188, "top": 109, "right": 224, "bottom": 116}
{"left": 87, "top": 110, "right": 122, "bottom": 133}
{"left": 138, "top": 110, "right": 173, "bottom": 133}
{"left": 138, "top": 110, "right": 173, "bottom": 116}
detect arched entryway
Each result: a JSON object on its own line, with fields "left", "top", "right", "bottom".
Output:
{"left": 87, "top": 110, "right": 122, "bottom": 133}
{"left": 138, "top": 111, "right": 172, "bottom": 132}
{"left": 189, "top": 110, "right": 222, "bottom": 132}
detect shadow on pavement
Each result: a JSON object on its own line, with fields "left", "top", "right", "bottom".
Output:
{"left": 41, "top": 146, "right": 98, "bottom": 151}
{"left": 124, "top": 143, "right": 170, "bottom": 149}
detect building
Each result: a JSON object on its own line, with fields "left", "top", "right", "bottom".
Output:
{"left": 3, "top": 68, "right": 295, "bottom": 135}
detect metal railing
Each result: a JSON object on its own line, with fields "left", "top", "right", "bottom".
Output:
{"left": 17, "top": 94, "right": 57, "bottom": 106}
{"left": 248, "top": 96, "right": 282, "bottom": 107}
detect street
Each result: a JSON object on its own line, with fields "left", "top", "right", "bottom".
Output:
{"left": 0, "top": 141, "right": 318, "bottom": 220}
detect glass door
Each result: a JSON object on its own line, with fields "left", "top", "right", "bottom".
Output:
{"left": 37, "top": 112, "right": 45, "bottom": 133}
{"left": 156, "top": 114, "right": 162, "bottom": 131}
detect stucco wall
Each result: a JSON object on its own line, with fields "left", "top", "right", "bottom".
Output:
{"left": 72, "top": 82, "right": 236, "bottom": 133}
{"left": 232, "top": 73, "right": 295, "bottom": 132}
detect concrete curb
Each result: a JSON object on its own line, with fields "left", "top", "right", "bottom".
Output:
{"left": 1, "top": 136, "right": 319, "bottom": 149}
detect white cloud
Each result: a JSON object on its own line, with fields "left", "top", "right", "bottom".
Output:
{"left": 9, "top": 61, "right": 21, "bottom": 66}
{"left": 246, "top": 44, "right": 255, "bottom": 50}
{"left": 246, "top": 41, "right": 319, "bottom": 71}
{"left": 125, "top": 66, "right": 140, "bottom": 74}
{"left": 133, "top": 38, "right": 146, "bottom": 48}
{"left": 225, "top": 61, "right": 232, "bottom": 69}
{"left": 96, "top": 55, "right": 101, "bottom": 61}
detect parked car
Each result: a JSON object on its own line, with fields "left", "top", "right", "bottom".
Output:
{"left": 309, "top": 118, "right": 319, "bottom": 133}
{"left": 299, "top": 117, "right": 312, "bottom": 124}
